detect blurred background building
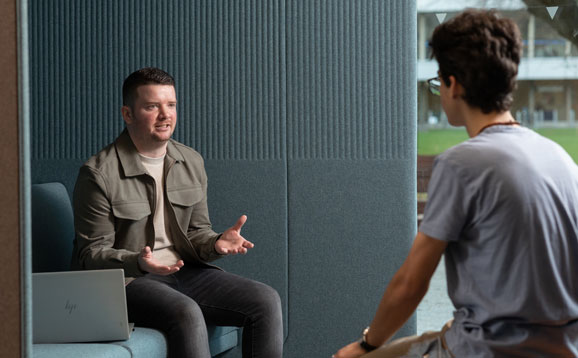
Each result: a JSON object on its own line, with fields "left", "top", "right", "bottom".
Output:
{"left": 417, "top": 0, "right": 578, "bottom": 129}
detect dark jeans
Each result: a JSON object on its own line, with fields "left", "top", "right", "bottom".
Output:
{"left": 125, "top": 265, "right": 283, "bottom": 358}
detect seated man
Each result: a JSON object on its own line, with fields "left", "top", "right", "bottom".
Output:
{"left": 71, "top": 67, "right": 283, "bottom": 358}
{"left": 334, "top": 9, "right": 578, "bottom": 358}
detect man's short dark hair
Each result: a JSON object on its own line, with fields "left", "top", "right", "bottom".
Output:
{"left": 429, "top": 9, "right": 522, "bottom": 114}
{"left": 122, "top": 67, "right": 175, "bottom": 108}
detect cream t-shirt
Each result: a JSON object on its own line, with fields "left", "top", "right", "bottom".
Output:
{"left": 139, "top": 154, "right": 181, "bottom": 266}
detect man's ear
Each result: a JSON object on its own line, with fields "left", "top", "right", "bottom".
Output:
{"left": 121, "top": 105, "right": 133, "bottom": 125}
{"left": 447, "top": 75, "right": 464, "bottom": 99}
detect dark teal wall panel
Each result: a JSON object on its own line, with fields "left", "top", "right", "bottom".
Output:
{"left": 287, "top": 0, "right": 416, "bottom": 160}
{"left": 286, "top": 160, "right": 416, "bottom": 356}
{"left": 204, "top": 161, "right": 288, "bottom": 340}
{"left": 30, "top": 0, "right": 286, "bottom": 161}
{"left": 285, "top": 1, "right": 417, "bottom": 357}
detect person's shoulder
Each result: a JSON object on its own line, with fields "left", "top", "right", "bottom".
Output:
{"left": 82, "top": 141, "right": 117, "bottom": 170}
{"left": 436, "top": 140, "right": 473, "bottom": 165}
{"left": 432, "top": 138, "right": 490, "bottom": 179}
{"left": 528, "top": 128, "right": 566, "bottom": 149}
{"left": 168, "top": 139, "right": 204, "bottom": 162}
{"left": 75, "top": 141, "right": 119, "bottom": 188}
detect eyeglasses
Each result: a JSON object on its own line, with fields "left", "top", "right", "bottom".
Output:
{"left": 427, "top": 76, "right": 441, "bottom": 96}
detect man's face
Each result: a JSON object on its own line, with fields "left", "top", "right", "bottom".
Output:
{"left": 123, "top": 84, "right": 177, "bottom": 146}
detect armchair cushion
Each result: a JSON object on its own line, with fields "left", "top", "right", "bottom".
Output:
{"left": 31, "top": 182, "right": 74, "bottom": 272}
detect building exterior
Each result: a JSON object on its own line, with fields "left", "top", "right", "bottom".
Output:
{"left": 417, "top": 0, "right": 578, "bottom": 128}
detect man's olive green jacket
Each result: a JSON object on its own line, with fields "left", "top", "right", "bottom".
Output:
{"left": 71, "top": 130, "right": 222, "bottom": 277}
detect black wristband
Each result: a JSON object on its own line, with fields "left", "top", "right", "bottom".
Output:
{"left": 359, "top": 339, "right": 378, "bottom": 352}
{"left": 360, "top": 326, "right": 378, "bottom": 352}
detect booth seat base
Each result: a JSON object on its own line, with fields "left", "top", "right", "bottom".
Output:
{"left": 33, "top": 326, "right": 239, "bottom": 358}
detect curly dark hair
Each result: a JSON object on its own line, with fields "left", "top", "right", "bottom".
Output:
{"left": 122, "top": 67, "right": 175, "bottom": 108}
{"left": 429, "top": 9, "right": 522, "bottom": 114}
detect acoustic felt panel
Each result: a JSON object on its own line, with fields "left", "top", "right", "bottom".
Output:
{"left": 286, "top": 160, "right": 416, "bottom": 357}
{"left": 287, "top": 0, "right": 415, "bottom": 161}
{"left": 29, "top": 0, "right": 286, "bottom": 161}
{"left": 284, "top": 1, "right": 417, "bottom": 357}
{"left": 205, "top": 161, "right": 288, "bottom": 338}
{"left": 30, "top": 160, "right": 86, "bottom": 197}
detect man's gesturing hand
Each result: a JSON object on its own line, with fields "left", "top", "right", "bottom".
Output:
{"left": 137, "top": 246, "right": 184, "bottom": 275}
{"left": 215, "top": 215, "right": 254, "bottom": 255}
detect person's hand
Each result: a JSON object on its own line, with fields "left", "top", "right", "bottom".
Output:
{"left": 137, "top": 246, "right": 184, "bottom": 275}
{"left": 333, "top": 341, "right": 366, "bottom": 358}
{"left": 215, "top": 215, "right": 254, "bottom": 255}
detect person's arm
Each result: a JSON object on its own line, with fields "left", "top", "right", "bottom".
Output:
{"left": 333, "top": 231, "right": 448, "bottom": 358}
{"left": 73, "top": 165, "right": 143, "bottom": 277}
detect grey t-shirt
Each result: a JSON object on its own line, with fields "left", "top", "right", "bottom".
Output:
{"left": 419, "top": 125, "right": 578, "bottom": 357}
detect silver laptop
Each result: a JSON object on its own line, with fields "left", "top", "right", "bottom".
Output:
{"left": 33, "top": 269, "right": 134, "bottom": 343}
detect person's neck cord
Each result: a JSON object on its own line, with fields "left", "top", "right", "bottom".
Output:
{"left": 476, "top": 120, "right": 520, "bottom": 136}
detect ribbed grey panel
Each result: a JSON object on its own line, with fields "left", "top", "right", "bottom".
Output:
{"left": 287, "top": 0, "right": 416, "bottom": 160}
{"left": 285, "top": 1, "right": 417, "bottom": 357}
{"left": 183, "top": 0, "right": 286, "bottom": 160}
{"left": 29, "top": 0, "right": 286, "bottom": 161}
{"left": 30, "top": 1, "right": 123, "bottom": 160}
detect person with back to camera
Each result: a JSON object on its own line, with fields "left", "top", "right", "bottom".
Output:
{"left": 71, "top": 67, "right": 283, "bottom": 358}
{"left": 334, "top": 9, "right": 578, "bottom": 358}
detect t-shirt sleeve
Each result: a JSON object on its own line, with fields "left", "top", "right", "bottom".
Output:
{"left": 419, "top": 155, "right": 471, "bottom": 242}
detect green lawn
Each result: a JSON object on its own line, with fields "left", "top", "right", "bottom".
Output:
{"left": 418, "top": 127, "right": 578, "bottom": 163}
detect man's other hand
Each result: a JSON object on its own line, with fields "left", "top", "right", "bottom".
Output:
{"left": 137, "top": 246, "right": 184, "bottom": 275}
{"left": 215, "top": 215, "right": 254, "bottom": 255}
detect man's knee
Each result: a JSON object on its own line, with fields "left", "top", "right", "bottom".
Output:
{"left": 172, "top": 300, "right": 206, "bottom": 330}
{"left": 251, "top": 283, "right": 282, "bottom": 319}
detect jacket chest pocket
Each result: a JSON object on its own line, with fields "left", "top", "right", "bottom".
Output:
{"left": 111, "top": 201, "right": 152, "bottom": 249}
{"left": 167, "top": 187, "right": 203, "bottom": 231}
{"left": 112, "top": 201, "right": 151, "bottom": 220}
{"left": 167, "top": 187, "right": 203, "bottom": 207}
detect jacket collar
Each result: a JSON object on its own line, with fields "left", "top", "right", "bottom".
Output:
{"left": 115, "top": 129, "right": 185, "bottom": 177}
